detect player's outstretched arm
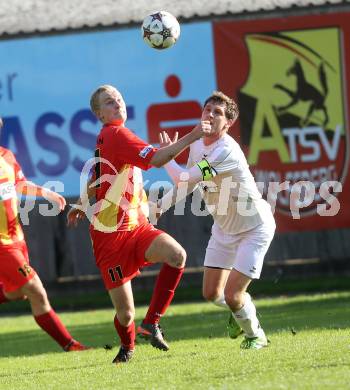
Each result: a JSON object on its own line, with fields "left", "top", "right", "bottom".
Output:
{"left": 148, "top": 129, "right": 203, "bottom": 221}
{"left": 16, "top": 181, "right": 66, "bottom": 210}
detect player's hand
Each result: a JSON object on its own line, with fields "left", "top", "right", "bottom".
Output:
{"left": 192, "top": 120, "right": 212, "bottom": 138}
{"left": 44, "top": 190, "right": 66, "bottom": 211}
{"left": 159, "top": 131, "right": 178, "bottom": 148}
{"left": 67, "top": 206, "right": 86, "bottom": 227}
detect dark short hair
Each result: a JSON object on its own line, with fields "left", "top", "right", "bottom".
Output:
{"left": 204, "top": 91, "right": 239, "bottom": 121}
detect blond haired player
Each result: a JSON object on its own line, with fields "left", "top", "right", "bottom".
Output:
{"left": 67, "top": 85, "right": 211, "bottom": 363}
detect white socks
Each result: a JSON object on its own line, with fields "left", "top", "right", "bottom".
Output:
{"left": 212, "top": 292, "right": 262, "bottom": 338}
{"left": 232, "top": 293, "right": 261, "bottom": 338}
{"left": 213, "top": 293, "right": 230, "bottom": 310}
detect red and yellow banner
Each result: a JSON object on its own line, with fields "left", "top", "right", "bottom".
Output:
{"left": 213, "top": 12, "right": 350, "bottom": 232}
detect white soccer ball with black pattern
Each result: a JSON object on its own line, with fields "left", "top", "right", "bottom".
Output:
{"left": 141, "top": 11, "right": 180, "bottom": 50}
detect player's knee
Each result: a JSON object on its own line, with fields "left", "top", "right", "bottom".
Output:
{"left": 118, "top": 310, "right": 135, "bottom": 327}
{"left": 202, "top": 288, "right": 220, "bottom": 303}
{"left": 168, "top": 246, "right": 186, "bottom": 269}
{"left": 224, "top": 291, "right": 245, "bottom": 311}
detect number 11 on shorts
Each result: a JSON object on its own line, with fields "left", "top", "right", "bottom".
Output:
{"left": 108, "top": 265, "right": 123, "bottom": 282}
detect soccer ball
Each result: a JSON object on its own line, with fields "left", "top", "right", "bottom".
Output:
{"left": 141, "top": 11, "right": 180, "bottom": 50}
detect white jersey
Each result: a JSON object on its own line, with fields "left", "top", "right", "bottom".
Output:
{"left": 187, "top": 133, "right": 274, "bottom": 234}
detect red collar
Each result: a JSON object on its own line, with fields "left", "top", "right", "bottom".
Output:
{"left": 104, "top": 119, "right": 124, "bottom": 127}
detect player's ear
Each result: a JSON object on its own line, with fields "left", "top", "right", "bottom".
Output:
{"left": 226, "top": 119, "right": 234, "bottom": 128}
{"left": 96, "top": 110, "right": 103, "bottom": 122}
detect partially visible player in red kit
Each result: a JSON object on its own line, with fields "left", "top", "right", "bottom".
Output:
{"left": 67, "top": 85, "right": 211, "bottom": 364}
{"left": 0, "top": 117, "right": 88, "bottom": 352}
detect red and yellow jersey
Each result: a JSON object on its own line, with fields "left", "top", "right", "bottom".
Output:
{"left": 0, "top": 147, "right": 26, "bottom": 245}
{"left": 90, "top": 120, "right": 157, "bottom": 233}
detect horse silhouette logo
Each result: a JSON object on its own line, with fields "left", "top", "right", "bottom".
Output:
{"left": 274, "top": 58, "right": 329, "bottom": 127}
{"left": 237, "top": 28, "right": 347, "bottom": 217}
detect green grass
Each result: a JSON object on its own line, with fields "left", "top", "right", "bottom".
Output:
{"left": 1, "top": 291, "right": 350, "bottom": 390}
{"left": 3, "top": 275, "right": 350, "bottom": 313}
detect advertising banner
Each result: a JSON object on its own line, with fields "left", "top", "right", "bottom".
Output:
{"left": 0, "top": 22, "right": 216, "bottom": 196}
{"left": 213, "top": 12, "right": 350, "bottom": 232}
{"left": 1, "top": 13, "right": 349, "bottom": 234}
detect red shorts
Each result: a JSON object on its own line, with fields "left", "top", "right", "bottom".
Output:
{"left": 90, "top": 223, "right": 164, "bottom": 290}
{"left": 0, "top": 240, "right": 36, "bottom": 292}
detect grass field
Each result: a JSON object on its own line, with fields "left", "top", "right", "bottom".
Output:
{"left": 1, "top": 291, "right": 350, "bottom": 390}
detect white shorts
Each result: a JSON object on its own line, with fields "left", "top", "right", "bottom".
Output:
{"left": 204, "top": 221, "right": 276, "bottom": 279}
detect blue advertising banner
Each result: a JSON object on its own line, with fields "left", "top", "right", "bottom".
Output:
{"left": 0, "top": 22, "right": 216, "bottom": 196}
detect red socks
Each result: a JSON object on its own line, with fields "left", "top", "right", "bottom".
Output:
{"left": 114, "top": 315, "right": 135, "bottom": 350}
{"left": 0, "top": 283, "right": 9, "bottom": 304}
{"left": 34, "top": 309, "right": 73, "bottom": 348}
{"left": 144, "top": 263, "right": 184, "bottom": 324}
{"left": 2, "top": 287, "right": 74, "bottom": 350}
{"left": 113, "top": 262, "right": 184, "bottom": 350}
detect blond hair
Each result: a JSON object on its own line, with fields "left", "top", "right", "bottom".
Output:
{"left": 90, "top": 85, "right": 116, "bottom": 116}
{"left": 204, "top": 91, "right": 239, "bottom": 121}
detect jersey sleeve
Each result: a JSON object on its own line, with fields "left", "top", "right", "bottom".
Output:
{"left": 165, "top": 160, "right": 203, "bottom": 185}
{"left": 108, "top": 126, "right": 157, "bottom": 170}
{"left": 166, "top": 142, "right": 238, "bottom": 184}
{"left": 186, "top": 144, "right": 195, "bottom": 169}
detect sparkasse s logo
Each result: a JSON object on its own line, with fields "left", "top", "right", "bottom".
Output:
{"left": 238, "top": 27, "right": 348, "bottom": 216}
